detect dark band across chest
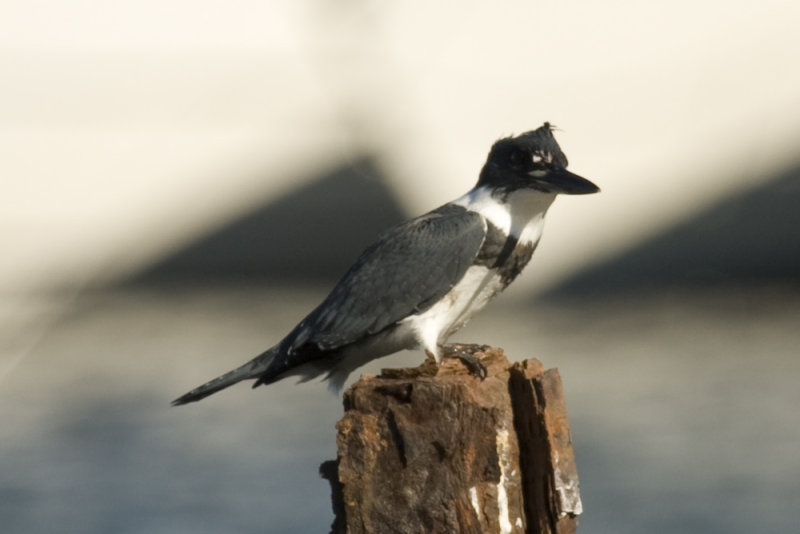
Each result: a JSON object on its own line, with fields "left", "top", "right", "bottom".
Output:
{"left": 475, "top": 221, "right": 538, "bottom": 287}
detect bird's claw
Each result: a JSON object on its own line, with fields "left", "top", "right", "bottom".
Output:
{"left": 439, "top": 344, "right": 488, "bottom": 380}
{"left": 456, "top": 352, "right": 488, "bottom": 380}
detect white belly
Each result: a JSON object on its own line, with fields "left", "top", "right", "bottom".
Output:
{"left": 401, "top": 265, "right": 505, "bottom": 361}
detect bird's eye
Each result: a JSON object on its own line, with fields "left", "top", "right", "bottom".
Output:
{"left": 509, "top": 150, "right": 524, "bottom": 166}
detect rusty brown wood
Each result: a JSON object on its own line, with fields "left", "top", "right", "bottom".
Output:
{"left": 322, "top": 346, "right": 581, "bottom": 534}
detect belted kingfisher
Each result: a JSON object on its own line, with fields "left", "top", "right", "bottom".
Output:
{"left": 172, "top": 123, "right": 598, "bottom": 405}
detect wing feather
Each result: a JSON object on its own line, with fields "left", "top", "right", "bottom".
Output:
{"left": 283, "top": 203, "right": 486, "bottom": 354}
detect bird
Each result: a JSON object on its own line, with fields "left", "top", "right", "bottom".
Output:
{"left": 172, "top": 122, "right": 599, "bottom": 406}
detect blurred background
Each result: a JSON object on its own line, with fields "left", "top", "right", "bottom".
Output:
{"left": 2, "top": 1, "right": 799, "bottom": 533}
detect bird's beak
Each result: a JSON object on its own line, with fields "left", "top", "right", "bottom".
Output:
{"left": 529, "top": 168, "right": 600, "bottom": 195}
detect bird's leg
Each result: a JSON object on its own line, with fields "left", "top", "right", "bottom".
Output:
{"left": 438, "top": 343, "right": 488, "bottom": 380}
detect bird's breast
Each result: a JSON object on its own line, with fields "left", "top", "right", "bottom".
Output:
{"left": 403, "top": 231, "right": 538, "bottom": 353}
{"left": 402, "top": 264, "right": 504, "bottom": 354}
{"left": 404, "top": 191, "right": 548, "bottom": 356}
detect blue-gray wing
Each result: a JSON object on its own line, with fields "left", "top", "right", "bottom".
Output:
{"left": 282, "top": 203, "right": 486, "bottom": 354}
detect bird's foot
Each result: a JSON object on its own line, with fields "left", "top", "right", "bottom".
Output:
{"left": 438, "top": 343, "right": 489, "bottom": 380}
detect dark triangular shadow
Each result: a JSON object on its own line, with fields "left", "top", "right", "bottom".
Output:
{"left": 124, "top": 157, "right": 408, "bottom": 287}
{"left": 540, "top": 162, "right": 800, "bottom": 300}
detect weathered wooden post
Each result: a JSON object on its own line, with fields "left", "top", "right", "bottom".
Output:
{"left": 320, "top": 345, "right": 581, "bottom": 533}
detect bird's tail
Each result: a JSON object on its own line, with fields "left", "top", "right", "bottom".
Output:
{"left": 171, "top": 348, "right": 276, "bottom": 406}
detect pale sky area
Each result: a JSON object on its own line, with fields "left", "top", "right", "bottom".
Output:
{"left": 2, "top": 1, "right": 800, "bottom": 295}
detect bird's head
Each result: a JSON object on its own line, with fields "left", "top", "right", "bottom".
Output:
{"left": 477, "top": 123, "right": 599, "bottom": 196}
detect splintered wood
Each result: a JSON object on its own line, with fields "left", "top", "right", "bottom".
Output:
{"left": 321, "top": 346, "right": 581, "bottom": 534}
